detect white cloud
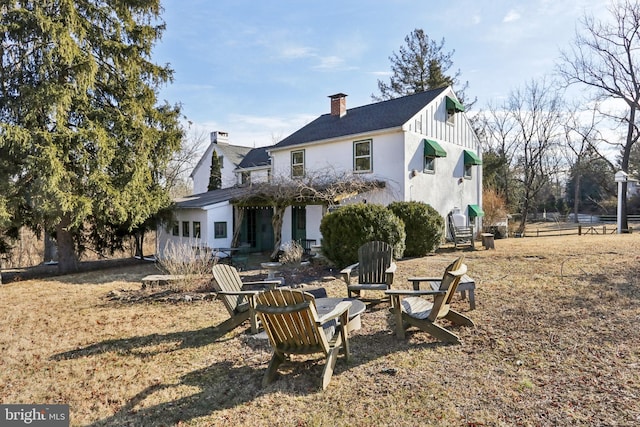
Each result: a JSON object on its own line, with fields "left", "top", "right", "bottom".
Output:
{"left": 313, "top": 55, "right": 347, "bottom": 70}
{"left": 279, "top": 45, "right": 316, "bottom": 59}
{"left": 503, "top": 9, "right": 521, "bottom": 23}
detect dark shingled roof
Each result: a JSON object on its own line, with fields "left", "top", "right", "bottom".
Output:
{"left": 272, "top": 87, "right": 448, "bottom": 149}
{"left": 175, "top": 187, "right": 250, "bottom": 209}
{"left": 238, "top": 146, "right": 271, "bottom": 169}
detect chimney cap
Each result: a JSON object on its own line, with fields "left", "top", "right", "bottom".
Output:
{"left": 328, "top": 93, "right": 348, "bottom": 99}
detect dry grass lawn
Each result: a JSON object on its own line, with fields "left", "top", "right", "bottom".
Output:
{"left": 1, "top": 233, "right": 639, "bottom": 426}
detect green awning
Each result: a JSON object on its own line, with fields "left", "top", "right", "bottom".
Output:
{"left": 446, "top": 96, "right": 465, "bottom": 113}
{"left": 464, "top": 150, "right": 482, "bottom": 165}
{"left": 423, "top": 139, "right": 447, "bottom": 158}
{"left": 468, "top": 204, "right": 485, "bottom": 218}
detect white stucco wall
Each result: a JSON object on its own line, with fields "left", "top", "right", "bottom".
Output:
{"left": 156, "top": 202, "right": 235, "bottom": 259}
{"left": 192, "top": 146, "right": 241, "bottom": 194}
{"left": 268, "top": 90, "right": 482, "bottom": 239}
{"left": 270, "top": 129, "right": 405, "bottom": 199}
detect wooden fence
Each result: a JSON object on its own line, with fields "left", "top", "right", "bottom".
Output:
{"left": 526, "top": 224, "right": 633, "bottom": 238}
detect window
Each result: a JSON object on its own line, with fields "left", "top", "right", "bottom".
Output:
{"left": 214, "top": 221, "right": 227, "bottom": 238}
{"left": 424, "top": 156, "right": 436, "bottom": 173}
{"left": 193, "top": 221, "right": 201, "bottom": 238}
{"left": 464, "top": 164, "right": 472, "bottom": 179}
{"left": 423, "top": 139, "right": 446, "bottom": 174}
{"left": 182, "top": 221, "right": 190, "bottom": 237}
{"left": 447, "top": 110, "right": 456, "bottom": 125}
{"left": 218, "top": 155, "right": 224, "bottom": 168}
{"left": 291, "top": 150, "right": 305, "bottom": 178}
{"left": 446, "top": 96, "right": 464, "bottom": 125}
{"left": 172, "top": 222, "right": 179, "bottom": 236}
{"left": 353, "top": 139, "right": 372, "bottom": 172}
{"left": 463, "top": 150, "right": 482, "bottom": 179}
{"left": 241, "top": 171, "right": 250, "bottom": 185}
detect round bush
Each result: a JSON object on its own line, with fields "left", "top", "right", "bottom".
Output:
{"left": 387, "top": 201, "right": 443, "bottom": 256}
{"left": 320, "top": 203, "right": 406, "bottom": 267}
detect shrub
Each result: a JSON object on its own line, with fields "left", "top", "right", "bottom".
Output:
{"left": 158, "top": 240, "right": 215, "bottom": 291}
{"left": 319, "top": 203, "right": 405, "bottom": 267}
{"left": 387, "top": 201, "right": 443, "bottom": 256}
{"left": 278, "top": 240, "right": 303, "bottom": 265}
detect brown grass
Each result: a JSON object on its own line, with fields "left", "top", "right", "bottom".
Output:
{"left": 1, "top": 234, "right": 640, "bottom": 426}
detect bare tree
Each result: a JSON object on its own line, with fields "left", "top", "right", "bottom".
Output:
{"left": 232, "top": 170, "right": 385, "bottom": 259}
{"left": 477, "top": 101, "right": 521, "bottom": 208}
{"left": 561, "top": 104, "right": 614, "bottom": 221}
{"left": 165, "top": 127, "right": 209, "bottom": 198}
{"left": 557, "top": 0, "right": 640, "bottom": 229}
{"left": 479, "top": 80, "right": 565, "bottom": 233}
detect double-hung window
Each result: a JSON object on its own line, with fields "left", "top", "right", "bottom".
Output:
{"left": 291, "top": 150, "right": 305, "bottom": 178}
{"left": 214, "top": 222, "right": 227, "bottom": 238}
{"left": 353, "top": 139, "right": 372, "bottom": 172}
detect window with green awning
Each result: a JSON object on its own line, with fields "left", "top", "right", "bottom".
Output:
{"left": 468, "top": 204, "right": 484, "bottom": 218}
{"left": 464, "top": 150, "right": 482, "bottom": 165}
{"left": 446, "top": 96, "right": 465, "bottom": 113}
{"left": 423, "top": 139, "right": 447, "bottom": 158}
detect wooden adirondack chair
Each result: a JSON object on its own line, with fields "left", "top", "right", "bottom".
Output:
{"left": 254, "top": 289, "right": 352, "bottom": 390}
{"left": 448, "top": 212, "right": 475, "bottom": 249}
{"left": 341, "top": 241, "right": 396, "bottom": 304}
{"left": 211, "top": 264, "right": 282, "bottom": 334}
{"left": 386, "top": 259, "right": 474, "bottom": 343}
{"left": 407, "top": 255, "right": 477, "bottom": 310}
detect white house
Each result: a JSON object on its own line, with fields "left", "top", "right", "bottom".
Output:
{"left": 190, "top": 131, "right": 252, "bottom": 193}
{"left": 157, "top": 86, "right": 483, "bottom": 257}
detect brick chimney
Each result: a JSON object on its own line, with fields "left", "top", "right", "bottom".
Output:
{"left": 329, "top": 93, "right": 347, "bottom": 117}
{"left": 210, "top": 131, "right": 229, "bottom": 144}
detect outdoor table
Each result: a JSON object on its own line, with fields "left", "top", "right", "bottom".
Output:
{"left": 315, "top": 297, "right": 366, "bottom": 332}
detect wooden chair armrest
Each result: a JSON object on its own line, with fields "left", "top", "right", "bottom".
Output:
{"left": 386, "top": 262, "right": 397, "bottom": 274}
{"left": 216, "top": 290, "right": 260, "bottom": 296}
{"left": 317, "top": 301, "right": 352, "bottom": 325}
{"left": 340, "top": 263, "right": 359, "bottom": 285}
{"left": 385, "top": 289, "right": 446, "bottom": 296}
{"left": 408, "top": 276, "right": 441, "bottom": 282}
{"left": 241, "top": 280, "right": 282, "bottom": 289}
{"left": 340, "top": 263, "right": 359, "bottom": 275}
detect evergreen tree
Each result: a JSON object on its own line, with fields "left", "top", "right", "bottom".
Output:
{"left": 0, "top": 1, "right": 183, "bottom": 273}
{"left": 373, "top": 28, "right": 473, "bottom": 106}
{"left": 208, "top": 151, "right": 222, "bottom": 191}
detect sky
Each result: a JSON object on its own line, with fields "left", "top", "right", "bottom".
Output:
{"left": 153, "top": 0, "right": 612, "bottom": 149}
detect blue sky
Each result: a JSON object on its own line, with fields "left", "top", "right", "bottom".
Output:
{"left": 154, "top": 0, "right": 610, "bottom": 148}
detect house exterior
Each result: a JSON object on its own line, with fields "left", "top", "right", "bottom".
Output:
{"left": 157, "top": 86, "right": 483, "bottom": 258}
{"left": 190, "top": 131, "right": 252, "bottom": 193}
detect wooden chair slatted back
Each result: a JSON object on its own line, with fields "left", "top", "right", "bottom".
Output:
{"left": 212, "top": 264, "right": 245, "bottom": 314}
{"left": 358, "top": 241, "right": 393, "bottom": 285}
{"left": 428, "top": 261, "right": 468, "bottom": 322}
{"left": 255, "top": 289, "right": 328, "bottom": 354}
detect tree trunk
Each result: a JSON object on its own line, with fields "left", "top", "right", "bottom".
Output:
{"left": 134, "top": 231, "right": 144, "bottom": 259}
{"left": 573, "top": 173, "right": 581, "bottom": 223}
{"left": 270, "top": 205, "right": 286, "bottom": 260}
{"left": 518, "top": 197, "right": 530, "bottom": 235}
{"left": 56, "top": 216, "right": 78, "bottom": 274}
{"left": 231, "top": 206, "right": 245, "bottom": 247}
{"left": 44, "top": 232, "right": 58, "bottom": 263}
